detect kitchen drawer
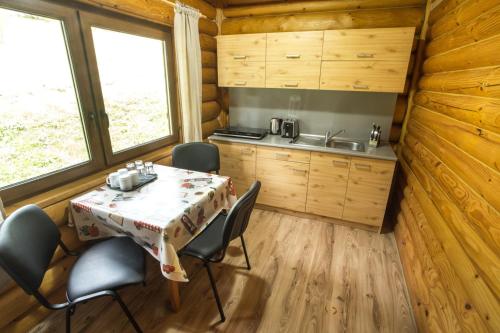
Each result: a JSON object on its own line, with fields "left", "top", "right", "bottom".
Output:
{"left": 306, "top": 152, "right": 350, "bottom": 219}
{"left": 348, "top": 157, "right": 395, "bottom": 186}
{"left": 257, "top": 146, "right": 310, "bottom": 163}
{"left": 217, "top": 33, "right": 267, "bottom": 63}
{"left": 320, "top": 60, "right": 408, "bottom": 93}
{"left": 218, "top": 61, "right": 265, "bottom": 88}
{"left": 323, "top": 28, "right": 415, "bottom": 61}
{"left": 256, "top": 159, "right": 309, "bottom": 211}
{"left": 266, "top": 61, "right": 321, "bottom": 90}
{"left": 216, "top": 142, "right": 256, "bottom": 161}
{"left": 266, "top": 31, "right": 324, "bottom": 61}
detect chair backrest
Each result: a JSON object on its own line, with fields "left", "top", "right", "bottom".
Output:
{"left": 172, "top": 142, "right": 220, "bottom": 173}
{"left": 0, "top": 205, "right": 60, "bottom": 294}
{"left": 222, "top": 181, "right": 261, "bottom": 248}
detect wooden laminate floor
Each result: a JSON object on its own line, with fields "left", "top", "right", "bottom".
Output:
{"left": 31, "top": 209, "right": 416, "bottom": 333}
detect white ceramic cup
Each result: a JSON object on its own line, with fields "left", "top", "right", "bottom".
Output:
{"left": 129, "top": 170, "right": 140, "bottom": 186}
{"left": 119, "top": 174, "right": 133, "bottom": 191}
{"left": 118, "top": 168, "right": 128, "bottom": 175}
{"left": 106, "top": 172, "right": 120, "bottom": 188}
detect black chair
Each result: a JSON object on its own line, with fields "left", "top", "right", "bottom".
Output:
{"left": 0, "top": 205, "right": 145, "bottom": 333}
{"left": 179, "top": 181, "right": 261, "bottom": 322}
{"left": 172, "top": 142, "right": 220, "bottom": 174}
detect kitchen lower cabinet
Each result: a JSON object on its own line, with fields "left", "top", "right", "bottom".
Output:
{"left": 306, "top": 152, "right": 350, "bottom": 219}
{"left": 211, "top": 140, "right": 396, "bottom": 230}
{"left": 342, "top": 157, "right": 395, "bottom": 226}
{"left": 256, "top": 147, "right": 310, "bottom": 211}
{"left": 213, "top": 141, "right": 256, "bottom": 197}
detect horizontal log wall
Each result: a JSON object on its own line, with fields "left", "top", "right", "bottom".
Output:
{"left": 394, "top": 0, "right": 500, "bottom": 332}
{"left": 221, "top": 0, "right": 426, "bottom": 144}
{"left": 0, "top": 0, "right": 220, "bottom": 331}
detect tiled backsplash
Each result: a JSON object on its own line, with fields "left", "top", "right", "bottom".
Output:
{"left": 228, "top": 88, "right": 397, "bottom": 141}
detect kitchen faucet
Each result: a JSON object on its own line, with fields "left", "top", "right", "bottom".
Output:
{"left": 324, "top": 129, "right": 346, "bottom": 145}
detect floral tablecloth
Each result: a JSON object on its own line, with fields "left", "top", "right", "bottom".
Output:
{"left": 69, "top": 165, "right": 237, "bottom": 282}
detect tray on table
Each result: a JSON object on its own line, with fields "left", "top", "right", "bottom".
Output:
{"left": 107, "top": 174, "right": 158, "bottom": 192}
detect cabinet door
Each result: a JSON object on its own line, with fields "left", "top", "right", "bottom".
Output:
{"left": 256, "top": 158, "right": 309, "bottom": 212}
{"left": 320, "top": 60, "right": 408, "bottom": 93}
{"left": 266, "top": 31, "right": 324, "bottom": 61}
{"left": 266, "top": 61, "right": 321, "bottom": 90}
{"left": 306, "top": 152, "right": 350, "bottom": 219}
{"left": 217, "top": 33, "right": 267, "bottom": 63}
{"left": 218, "top": 61, "right": 265, "bottom": 88}
{"left": 342, "top": 157, "right": 395, "bottom": 226}
{"left": 215, "top": 142, "right": 256, "bottom": 197}
{"left": 323, "top": 28, "right": 415, "bottom": 61}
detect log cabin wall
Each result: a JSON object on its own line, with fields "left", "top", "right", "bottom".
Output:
{"left": 0, "top": 0, "right": 220, "bottom": 331}
{"left": 219, "top": 0, "right": 426, "bottom": 143}
{"left": 393, "top": 0, "right": 500, "bottom": 332}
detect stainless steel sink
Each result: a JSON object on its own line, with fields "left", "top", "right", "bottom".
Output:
{"left": 290, "top": 134, "right": 365, "bottom": 152}
{"left": 326, "top": 138, "right": 365, "bottom": 152}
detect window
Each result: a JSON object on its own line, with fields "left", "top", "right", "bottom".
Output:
{"left": 0, "top": 1, "right": 178, "bottom": 204}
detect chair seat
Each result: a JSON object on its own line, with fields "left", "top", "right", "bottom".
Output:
{"left": 67, "top": 237, "right": 145, "bottom": 302}
{"left": 179, "top": 213, "right": 226, "bottom": 260}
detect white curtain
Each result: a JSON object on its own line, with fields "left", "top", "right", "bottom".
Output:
{"left": 174, "top": 2, "right": 203, "bottom": 143}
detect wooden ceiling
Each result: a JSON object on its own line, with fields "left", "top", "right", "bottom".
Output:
{"left": 211, "top": 0, "right": 310, "bottom": 7}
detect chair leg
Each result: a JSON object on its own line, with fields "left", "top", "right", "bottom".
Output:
{"left": 204, "top": 262, "right": 225, "bottom": 322}
{"left": 65, "top": 306, "right": 72, "bottom": 333}
{"left": 240, "top": 235, "right": 251, "bottom": 270}
{"left": 114, "top": 292, "right": 143, "bottom": 333}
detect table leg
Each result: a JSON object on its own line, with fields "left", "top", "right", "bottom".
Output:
{"left": 168, "top": 280, "right": 181, "bottom": 312}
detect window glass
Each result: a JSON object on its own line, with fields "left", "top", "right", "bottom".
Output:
{"left": 91, "top": 27, "right": 172, "bottom": 153}
{"left": 0, "top": 8, "right": 89, "bottom": 188}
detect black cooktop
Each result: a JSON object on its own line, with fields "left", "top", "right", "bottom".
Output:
{"left": 213, "top": 126, "right": 267, "bottom": 140}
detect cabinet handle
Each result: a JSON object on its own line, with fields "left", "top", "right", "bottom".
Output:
{"left": 233, "top": 55, "right": 247, "bottom": 60}
{"left": 357, "top": 53, "right": 375, "bottom": 58}
{"left": 292, "top": 169, "right": 307, "bottom": 175}
{"left": 234, "top": 81, "right": 247, "bottom": 86}
{"left": 275, "top": 153, "right": 290, "bottom": 159}
{"left": 355, "top": 163, "right": 372, "bottom": 171}
{"left": 333, "top": 160, "right": 349, "bottom": 168}
{"left": 284, "top": 82, "right": 299, "bottom": 87}
{"left": 353, "top": 84, "right": 369, "bottom": 90}
{"left": 241, "top": 148, "right": 253, "bottom": 155}
{"left": 286, "top": 54, "right": 301, "bottom": 59}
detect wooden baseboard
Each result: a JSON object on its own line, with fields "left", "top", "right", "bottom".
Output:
{"left": 255, "top": 204, "right": 380, "bottom": 233}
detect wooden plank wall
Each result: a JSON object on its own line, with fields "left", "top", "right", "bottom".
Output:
{"left": 393, "top": 0, "right": 500, "bottom": 332}
{"left": 220, "top": 0, "right": 425, "bottom": 143}
{"left": 0, "top": 1, "right": 219, "bottom": 331}
{"left": 76, "top": 0, "right": 227, "bottom": 139}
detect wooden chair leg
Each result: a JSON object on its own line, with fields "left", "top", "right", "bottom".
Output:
{"left": 241, "top": 235, "right": 251, "bottom": 270}
{"left": 204, "top": 262, "right": 225, "bottom": 322}
{"left": 65, "top": 306, "right": 72, "bottom": 333}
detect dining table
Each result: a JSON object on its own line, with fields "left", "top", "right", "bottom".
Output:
{"left": 69, "top": 164, "right": 238, "bottom": 311}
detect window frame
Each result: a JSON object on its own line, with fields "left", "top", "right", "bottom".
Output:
{"left": 0, "top": 0, "right": 179, "bottom": 205}
{"left": 79, "top": 11, "right": 179, "bottom": 165}
{"left": 0, "top": 0, "right": 106, "bottom": 204}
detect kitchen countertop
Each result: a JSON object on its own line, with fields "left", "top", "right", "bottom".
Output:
{"left": 208, "top": 134, "right": 397, "bottom": 162}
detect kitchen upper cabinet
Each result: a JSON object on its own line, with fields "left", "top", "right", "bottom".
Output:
{"left": 266, "top": 61, "right": 321, "bottom": 89}
{"left": 217, "top": 33, "right": 266, "bottom": 88}
{"left": 217, "top": 33, "right": 266, "bottom": 63}
{"left": 306, "top": 152, "right": 350, "bottom": 219}
{"left": 217, "top": 27, "right": 414, "bottom": 92}
{"left": 322, "top": 28, "right": 415, "bottom": 61}
{"left": 266, "top": 31, "right": 324, "bottom": 61}
{"left": 342, "top": 157, "right": 395, "bottom": 226}
{"left": 320, "top": 60, "right": 408, "bottom": 93}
